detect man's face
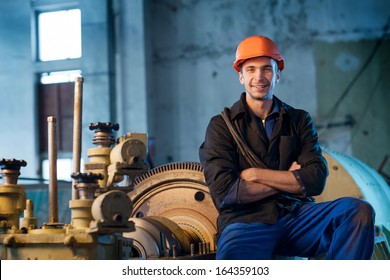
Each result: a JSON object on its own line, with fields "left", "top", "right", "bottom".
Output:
{"left": 239, "top": 57, "right": 280, "bottom": 102}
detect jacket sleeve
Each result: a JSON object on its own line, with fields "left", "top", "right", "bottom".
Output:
{"left": 292, "top": 111, "right": 329, "bottom": 197}
{"left": 199, "top": 115, "right": 242, "bottom": 211}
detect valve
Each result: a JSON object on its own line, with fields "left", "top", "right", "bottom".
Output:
{"left": 85, "top": 122, "right": 120, "bottom": 189}
{"left": 89, "top": 122, "right": 119, "bottom": 147}
{"left": 0, "top": 158, "right": 27, "bottom": 185}
{"left": 0, "top": 158, "right": 27, "bottom": 230}
{"left": 71, "top": 172, "right": 103, "bottom": 199}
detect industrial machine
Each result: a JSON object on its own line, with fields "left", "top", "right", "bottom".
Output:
{"left": 0, "top": 78, "right": 144, "bottom": 260}
{"left": 0, "top": 77, "right": 218, "bottom": 260}
{"left": 0, "top": 77, "right": 388, "bottom": 260}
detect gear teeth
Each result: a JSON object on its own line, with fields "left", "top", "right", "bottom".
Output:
{"left": 134, "top": 161, "right": 203, "bottom": 185}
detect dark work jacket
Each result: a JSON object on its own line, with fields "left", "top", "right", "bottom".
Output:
{"left": 199, "top": 93, "right": 328, "bottom": 239}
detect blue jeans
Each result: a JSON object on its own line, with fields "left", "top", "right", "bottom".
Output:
{"left": 216, "top": 197, "right": 375, "bottom": 260}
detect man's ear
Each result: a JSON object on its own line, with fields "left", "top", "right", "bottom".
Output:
{"left": 239, "top": 71, "right": 244, "bottom": 85}
{"left": 276, "top": 70, "right": 281, "bottom": 83}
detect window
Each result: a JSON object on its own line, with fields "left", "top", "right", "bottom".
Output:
{"left": 42, "top": 158, "right": 84, "bottom": 181}
{"left": 40, "top": 70, "right": 81, "bottom": 84}
{"left": 38, "top": 9, "right": 82, "bottom": 61}
{"left": 36, "top": 7, "right": 82, "bottom": 180}
{"left": 38, "top": 70, "right": 81, "bottom": 181}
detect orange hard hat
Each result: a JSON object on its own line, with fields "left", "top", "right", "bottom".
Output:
{"left": 233, "top": 35, "right": 284, "bottom": 72}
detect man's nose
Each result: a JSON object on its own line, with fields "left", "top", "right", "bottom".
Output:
{"left": 255, "top": 69, "right": 265, "bottom": 79}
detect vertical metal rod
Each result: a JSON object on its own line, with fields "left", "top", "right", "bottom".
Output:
{"left": 48, "top": 116, "right": 58, "bottom": 223}
{"left": 72, "top": 76, "right": 84, "bottom": 200}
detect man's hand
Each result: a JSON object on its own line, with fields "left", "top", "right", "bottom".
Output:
{"left": 289, "top": 161, "right": 301, "bottom": 171}
{"left": 240, "top": 168, "right": 259, "bottom": 182}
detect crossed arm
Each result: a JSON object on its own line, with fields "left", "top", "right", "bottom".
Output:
{"left": 237, "top": 161, "right": 303, "bottom": 204}
{"left": 199, "top": 112, "right": 328, "bottom": 210}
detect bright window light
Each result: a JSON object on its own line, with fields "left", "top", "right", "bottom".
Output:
{"left": 38, "top": 9, "right": 82, "bottom": 61}
{"left": 40, "top": 70, "right": 82, "bottom": 84}
{"left": 42, "top": 158, "right": 84, "bottom": 182}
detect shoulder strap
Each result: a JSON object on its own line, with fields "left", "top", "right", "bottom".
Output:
{"left": 221, "top": 108, "right": 268, "bottom": 169}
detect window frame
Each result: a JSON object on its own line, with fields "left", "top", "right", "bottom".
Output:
{"left": 36, "top": 8, "right": 83, "bottom": 62}
{"left": 31, "top": 2, "right": 83, "bottom": 180}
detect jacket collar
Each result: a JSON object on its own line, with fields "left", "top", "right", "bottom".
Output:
{"left": 230, "top": 92, "right": 289, "bottom": 120}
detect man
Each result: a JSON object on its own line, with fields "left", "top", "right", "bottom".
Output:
{"left": 199, "top": 35, "right": 375, "bottom": 260}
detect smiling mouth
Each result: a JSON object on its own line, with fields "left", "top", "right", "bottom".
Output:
{"left": 253, "top": 85, "right": 268, "bottom": 89}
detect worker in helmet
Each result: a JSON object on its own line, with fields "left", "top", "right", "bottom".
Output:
{"left": 199, "top": 35, "right": 375, "bottom": 260}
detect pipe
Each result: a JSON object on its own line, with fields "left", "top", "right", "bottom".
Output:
{"left": 72, "top": 76, "right": 84, "bottom": 200}
{"left": 47, "top": 116, "right": 58, "bottom": 223}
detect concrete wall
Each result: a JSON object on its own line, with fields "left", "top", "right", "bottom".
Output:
{"left": 0, "top": 0, "right": 37, "bottom": 177}
{"left": 314, "top": 39, "right": 390, "bottom": 172}
{"left": 0, "top": 0, "right": 389, "bottom": 182}
{"left": 114, "top": 0, "right": 149, "bottom": 135}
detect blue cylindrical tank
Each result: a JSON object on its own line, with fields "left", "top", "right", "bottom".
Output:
{"left": 318, "top": 148, "right": 390, "bottom": 230}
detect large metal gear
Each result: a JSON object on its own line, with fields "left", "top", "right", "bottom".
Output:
{"left": 125, "top": 162, "right": 218, "bottom": 258}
